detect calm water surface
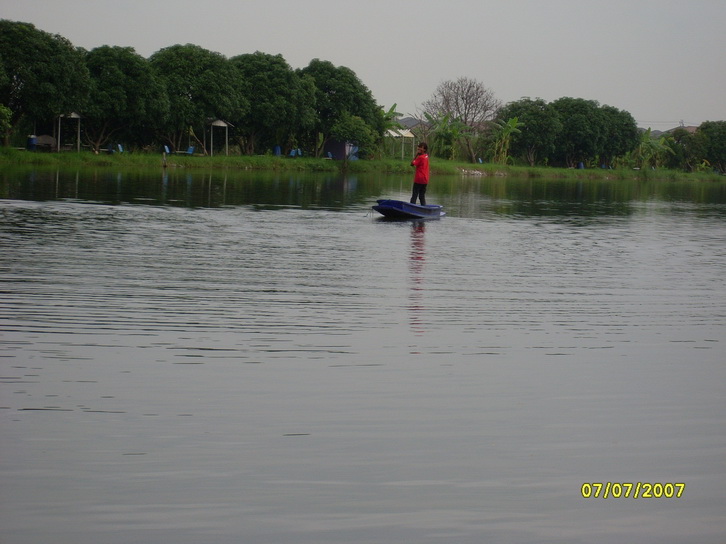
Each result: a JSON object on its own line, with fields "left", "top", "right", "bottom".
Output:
{"left": 1, "top": 168, "right": 725, "bottom": 543}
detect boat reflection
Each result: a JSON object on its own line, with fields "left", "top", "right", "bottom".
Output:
{"left": 408, "top": 221, "right": 427, "bottom": 338}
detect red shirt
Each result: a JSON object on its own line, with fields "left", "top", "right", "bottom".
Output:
{"left": 411, "top": 153, "right": 430, "bottom": 184}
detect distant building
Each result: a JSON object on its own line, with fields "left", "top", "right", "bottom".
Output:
{"left": 668, "top": 125, "right": 698, "bottom": 134}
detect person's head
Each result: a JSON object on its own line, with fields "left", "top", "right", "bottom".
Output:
{"left": 417, "top": 142, "right": 428, "bottom": 153}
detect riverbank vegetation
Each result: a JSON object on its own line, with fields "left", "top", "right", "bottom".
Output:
{"left": 2, "top": 147, "right": 723, "bottom": 183}
{"left": 1, "top": 19, "right": 724, "bottom": 175}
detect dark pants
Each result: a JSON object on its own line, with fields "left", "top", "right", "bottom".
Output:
{"left": 410, "top": 183, "right": 427, "bottom": 205}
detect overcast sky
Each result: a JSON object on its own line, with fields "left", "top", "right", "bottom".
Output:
{"left": 3, "top": 0, "right": 724, "bottom": 130}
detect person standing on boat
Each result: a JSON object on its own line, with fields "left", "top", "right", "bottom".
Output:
{"left": 410, "top": 142, "right": 430, "bottom": 205}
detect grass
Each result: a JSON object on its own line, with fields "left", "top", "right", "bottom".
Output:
{"left": 1, "top": 147, "right": 723, "bottom": 182}
{"left": 0, "top": 148, "right": 330, "bottom": 171}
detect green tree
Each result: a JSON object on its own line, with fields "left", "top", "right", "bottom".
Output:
{"left": 149, "top": 44, "right": 247, "bottom": 152}
{"left": 230, "top": 52, "right": 314, "bottom": 155}
{"left": 298, "top": 59, "right": 382, "bottom": 157}
{"left": 697, "top": 121, "right": 726, "bottom": 173}
{"left": 599, "top": 105, "right": 639, "bottom": 167}
{"left": 330, "top": 112, "right": 376, "bottom": 160}
{"left": 663, "top": 127, "right": 703, "bottom": 172}
{"left": 83, "top": 46, "right": 169, "bottom": 152}
{"left": 288, "top": 73, "right": 318, "bottom": 153}
{"left": 550, "top": 98, "right": 607, "bottom": 167}
{"left": 0, "top": 104, "right": 11, "bottom": 136}
{"left": 0, "top": 20, "right": 89, "bottom": 145}
{"left": 497, "top": 98, "right": 562, "bottom": 166}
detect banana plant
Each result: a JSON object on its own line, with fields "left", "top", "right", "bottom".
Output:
{"left": 382, "top": 103, "right": 403, "bottom": 131}
{"left": 492, "top": 117, "right": 523, "bottom": 164}
{"left": 423, "top": 112, "right": 469, "bottom": 160}
{"left": 632, "top": 128, "right": 674, "bottom": 169}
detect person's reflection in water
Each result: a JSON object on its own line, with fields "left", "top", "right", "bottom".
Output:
{"left": 408, "top": 220, "right": 426, "bottom": 338}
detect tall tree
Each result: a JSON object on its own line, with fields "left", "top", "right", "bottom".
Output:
{"left": 230, "top": 52, "right": 314, "bottom": 155}
{"left": 599, "top": 105, "right": 639, "bottom": 167}
{"left": 149, "top": 44, "right": 247, "bottom": 152}
{"left": 697, "top": 120, "right": 726, "bottom": 173}
{"left": 83, "top": 46, "right": 169, "bottom": 152}
{"left": 497, "top": 98, "right": 562, "bottom": 166}
{"left": 298, "top": 59, "right": 382, "bottom": 157}
{"left": 0, "top": 20, "right": 89, "bottom": 144}
{"left": 550, "top": 97, "right": 606, "bottom": 167}
{"left": 664, "top": 127, "right": 703, "bottom": 172}
{"left": 422, "top": 77, "right": 501, "bottom": 163}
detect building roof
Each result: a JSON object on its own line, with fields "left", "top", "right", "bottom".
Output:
{"left": 386, "top": 128, "right": 415, "bottom": 138}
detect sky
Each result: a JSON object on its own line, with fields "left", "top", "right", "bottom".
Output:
{"left": 3, "top": 0, "right": 725, "bottom": 130}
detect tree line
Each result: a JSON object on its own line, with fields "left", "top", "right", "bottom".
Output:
{"left": 1, "top": 20, "right": 724, "bottom": 171}
{"left": 0, "top": 20, "right": 383, "bottom": 158}
{"left": 419, "top": 79, "right": 726, "bottom": 172}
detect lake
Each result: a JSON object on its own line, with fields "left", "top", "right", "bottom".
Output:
{"left": 1, "top": 167, "right": 725, "bottom": 544}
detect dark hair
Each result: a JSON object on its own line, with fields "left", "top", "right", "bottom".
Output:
{"left": 418, "top": 142, "right": 428, "bottom": 152}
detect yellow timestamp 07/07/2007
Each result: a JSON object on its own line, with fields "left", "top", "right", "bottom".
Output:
{"left": 581, "top": 482, "right": 685, "bottom": 499}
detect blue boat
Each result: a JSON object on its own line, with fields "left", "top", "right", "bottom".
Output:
{"left": 372, "top": 199, "right": 445, "bottom": 219}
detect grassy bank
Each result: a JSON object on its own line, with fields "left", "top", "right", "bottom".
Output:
{"left": 1, "top": 147, "right": 723, "bottom": 182}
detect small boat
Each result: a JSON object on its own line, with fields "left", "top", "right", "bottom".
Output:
{"left": 372, "top": 199, "right": 445, "bottom": 219}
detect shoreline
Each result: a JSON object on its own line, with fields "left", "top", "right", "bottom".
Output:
{"left": 1, "top": 148, "right": 723, "bottom": 183}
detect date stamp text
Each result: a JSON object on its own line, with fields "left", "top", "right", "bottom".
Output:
{"left": 581, "top": 482, "right": 685, "bottom": 499}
